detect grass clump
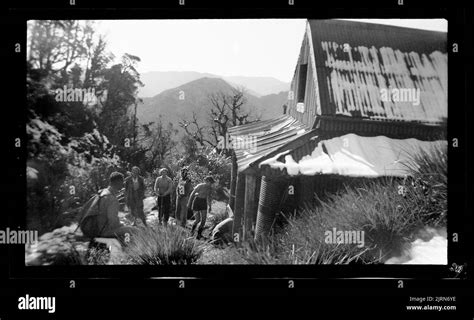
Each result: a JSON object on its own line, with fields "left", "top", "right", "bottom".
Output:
{"left": 123, "top": 225, "right": 205, "bottom": 265}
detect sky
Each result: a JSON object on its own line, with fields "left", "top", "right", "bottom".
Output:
{"left": 96, "top": 19, "right": 447, "bottom": 83}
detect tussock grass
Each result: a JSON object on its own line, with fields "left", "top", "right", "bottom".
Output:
{"left": 85, "top": 243, "right": 111, "bottom": 265}
{"left": 402, "top": 145, "right": 447, "bottom": 226}
{"left": 123, "top": 225, "right": 205, "bottom": 265}
{"left": 49, "top": 246, "right": 88, "bottom": 265}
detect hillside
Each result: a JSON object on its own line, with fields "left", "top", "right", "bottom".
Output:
{"left": 137, "top": 77, "right": 287, "bottom": 136}
{"left": 138, "top": 71, "right": 218, "bottom": 98}
{"left": 223, "top": 75, "right": 289, "bottom": 97}
{"left": 258, "top": 91, "right": 289, "bottom": 114}
{"left": 138, "top": 71, "right": 290, "bottom": 97}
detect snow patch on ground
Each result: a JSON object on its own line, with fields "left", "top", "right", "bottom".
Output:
{"left": 385, "top": 227, "right": 447, "bottom": 265}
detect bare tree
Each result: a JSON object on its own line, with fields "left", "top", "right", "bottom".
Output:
{"left": 179, "top": 88, "right": 255, "bottom": 148}
{"left": 179, "top": 111, "right": 216, "bottom": 147}
{"left": 179, "top": 87, "right": 258, "bottom": 209}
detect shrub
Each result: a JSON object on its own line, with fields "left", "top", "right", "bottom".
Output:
{"left": 27, "top": 119, "right": 127, "bottom": 234}
{"left": 27, "top": 119, "right": 70, "bottom": 234}
{"left": 50, "top": 246, "right": 88, "bottom": 265}
{"left": 179, "top": 146, "right": 231, "bottom": 188}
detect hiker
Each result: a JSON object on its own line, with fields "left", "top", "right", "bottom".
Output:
{"left": 154, "top": 168, "right": 173, "bottom": 226}
{"left": 97, "top": 172, "right": 136, "bottom": 239}
{"left": 78, "top": 172, "right": 138, "bottom": 264}
{"left": 124, "top": 166, "right": 147, "bottom": 226}
{"left": 175, "top": 167, "right": 193, "bottom": 227}
{"left": 188, "top": 176, "right": 215, "bottom": 239}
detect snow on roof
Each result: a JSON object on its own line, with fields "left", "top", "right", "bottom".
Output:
{"left": 259, "top": 133, "right": 446, "bottom": 178}
{"left": 307, "top": 20, "right": 447, "bottom": 124}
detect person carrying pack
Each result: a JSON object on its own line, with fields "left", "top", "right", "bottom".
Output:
{"left": 76, "top": 189, "right": 107, "bottom": 238}
{"left": 77, "top": 172, "right": 136, "bottom": 240}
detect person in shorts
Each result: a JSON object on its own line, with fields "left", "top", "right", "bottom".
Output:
{"left": 187, "top": 176, "right": 215, "bottom": 239}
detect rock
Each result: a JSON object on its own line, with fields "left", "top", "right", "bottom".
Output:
{"left": 26, "top": 223, "right": 94, "bottom": 266}
{"left": 54, "top": 225, "right": 75, "bottom": 234}
{"left": 35, "top": 242, "right": 50, "bottom": 252}
{"left": 39, "top": 232, "right": 54, "bottom": 241}
{"left": 25, "top": 252, "right": 43, "bottom": 266}
{"left": 27, "top": 166, "right": 39, "bottom": 180}
{"left": 143, "top": 197, "right": 156, "bottom": 214}
{"left": 46, "top": 244, "right": 60, "bottom": 254}
{"left": 52, "top": 229, "right": 64, "bottom": 236}
{"left": 50, "top": 237, "right": 65, "bottom": 245}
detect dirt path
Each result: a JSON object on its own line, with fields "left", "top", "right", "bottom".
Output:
{"left": 26, "top": 197, "right": 236, "bottom": 265}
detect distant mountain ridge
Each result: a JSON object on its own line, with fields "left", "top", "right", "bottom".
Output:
{"left": 138, "top": 77, "right": 288, "bottom": 137}
{"left": 138, "top": 71, "right": 290, "bottom": 97}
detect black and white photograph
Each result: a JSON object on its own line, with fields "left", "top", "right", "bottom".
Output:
{"left": 25, "top": 18, "right": 448, "bottom": 266}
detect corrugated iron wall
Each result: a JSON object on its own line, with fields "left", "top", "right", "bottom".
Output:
{"left": 254, "top": 176, "right": 288, "bottom": 241}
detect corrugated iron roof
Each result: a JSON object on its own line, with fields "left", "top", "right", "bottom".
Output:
{"left": 228, "top": 115, "right": 308, "bottom": 172}
{"left": 307, "top": 19, "right": 447, "bottom": 124}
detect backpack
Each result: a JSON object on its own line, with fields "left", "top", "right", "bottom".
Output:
{"left": 75, "top": 190, "right": 108, "bottom": 238}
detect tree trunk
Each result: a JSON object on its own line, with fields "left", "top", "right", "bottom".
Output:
{"left": 132, "top": 102, "right": 138, "bottom": 146}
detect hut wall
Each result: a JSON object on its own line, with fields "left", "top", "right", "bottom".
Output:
{"left": 288, "top": 29, "right": 320, "bottom": 128}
